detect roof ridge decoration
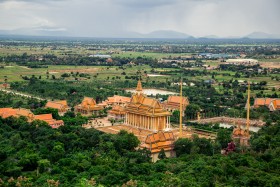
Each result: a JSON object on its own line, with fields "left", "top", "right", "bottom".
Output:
{"left": 136, "top": 80, "right": 143, "bottom": 92}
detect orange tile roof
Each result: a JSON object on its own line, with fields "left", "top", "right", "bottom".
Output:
{"left": 0, "top": 108, "right": 34, "bottom": 120}
{"left": 107, "top": 95, "right": 131, "bottom": 104}
{"left": 55, "top": 100, "right": 68, "bottom": 106}
{"left": 254, "top": 98, "right": 273, "bottom": 107}
{"left": 141, "top": 131, "right": 175, "bottom": 153}
{"left": 271, "top": 99, "right": 280, "bottom": 110}
{"left": 75, "top": 97, "right": 103, "bottom": 111}
{"left": 15, "top": 108, "right": 34, "bottom": 120}
{"left": 108, "top": 105, "right": 126, "bottom": 115}
{"left": 163, "top": 95, "right": 189, "bottom": 110}
{"left": 46, "top": 100, "right": 69, "bottom": 111}
{"left": 0, "top": 107, "right": 64, "bottom": 128}
{"left": 34, "top": 114, "right": 64, "bottom": 128}
{"left": 0, "top": 108, "right": 16, "bottom": 118}
{"left": 167, "top": 95, "right": 189, "bottom": 105}
{"left": 46, "top": 102, "right": 64, "bottom": 110}
{"left": 34, "top": 114, "right": 53, "bottom": 121}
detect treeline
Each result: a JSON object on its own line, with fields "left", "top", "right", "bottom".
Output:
{"left": 2, "top": 53, "right": 159, "bottom": 67}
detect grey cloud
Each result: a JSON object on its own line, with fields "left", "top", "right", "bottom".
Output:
{"left": 0, "top": 0, "right": 65, "bottom": 3}
{"left": 112, "top": 0, "right": 181, "bottom": 8}
{"left": 0, "top": 0, "right": 279, "bottom": 37}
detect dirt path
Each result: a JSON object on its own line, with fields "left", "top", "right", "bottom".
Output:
{"left": 0, "top": 88, "right": 45, "bottom": 101}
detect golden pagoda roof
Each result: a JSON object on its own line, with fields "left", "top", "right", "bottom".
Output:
{"left": 82, "top": 97, "right": 97, "bottom": 106}
{"left": 75, "top": 97, "right": 103, "bottom": 111}
{"left": 108, "top": 105, "right": 126, "bottom": 115}
{"left": 126, "top": 93, "right": 170, "bottom": 116}
{"left": 126, "top": 81, "right": 170, "bottom": 116}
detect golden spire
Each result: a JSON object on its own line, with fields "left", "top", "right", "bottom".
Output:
{"left": 136, "top": 80, "right": 143, "bottom": 92}
{"left": 179, "top": 78, "right": 183, "bottom": 138}
{"left": 246, "top": 81, "right": 250, "bottom": 134}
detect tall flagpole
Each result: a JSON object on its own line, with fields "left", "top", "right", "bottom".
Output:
{"left": 179, "top": 78, "right": 183, "bottom": 138}
{"left": 246, "top": 81, "right": 250, "bottom": 133}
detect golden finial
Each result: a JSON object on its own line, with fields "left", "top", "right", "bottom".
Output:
{"left": 136, "top": 80, "right": 143, "bottom": 92}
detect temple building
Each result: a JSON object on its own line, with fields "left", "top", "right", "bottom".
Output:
{"left": 124, "top": 80, "right": 171, "bottom": 131}
{"left": 269, "top": 99, "right": 280, "bottom": 111}
{"left": 74, "top": 97, "right": 104, "bottom": 116}
{"left": 141, "top": 131, "right": 175, "bottom": 162}
{"left": 251, "top": 98, "right": 280, "bottom": 111}
{"left": 162, "top": 95, "right": 189, "bottom": 115}
{"left": 0, "top": 108, "right": 64, "bottom": 128}
{"left": 45, "top": 100, "right": 70, "bottom": 115}
{"left": 106, "top": 95, "right": 131, "bottom": 107}
{"left": 108, "top": 105, "right": 126, "bottom": 120}
{"left": 0, "top": 108, "right": 34, "bottom": 122}
{"left": 34, "top": 114, "right": 64, "bottom": 128}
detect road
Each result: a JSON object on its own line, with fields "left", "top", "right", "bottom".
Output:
{"left": 0, "top": 88, "right": 45, "bottom": 101}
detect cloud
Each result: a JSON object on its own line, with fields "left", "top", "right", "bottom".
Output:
{"left": 112, "top": 0, "right": 180, "bottom": 8}
{"left": 0, "top": 0, "right": 279, "bottom": 37}
{"left": 0, "top": 0, "right": 64, "bottom": 3}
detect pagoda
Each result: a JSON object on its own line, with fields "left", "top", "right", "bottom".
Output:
{"left": 124, "top": 80, "right": 171, "bottom": 131}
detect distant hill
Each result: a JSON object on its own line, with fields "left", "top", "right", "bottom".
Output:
{"left": 201, "top": 35, "right": 220, "bottom": 39}
{"left": 245, "top": 32, "right": 280, "bottom": 39}
{"left": 0, "top": 27, "right": 69, "bottom": 37}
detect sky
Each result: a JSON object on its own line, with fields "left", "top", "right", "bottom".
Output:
{"left": 0, "top": 0, "right": 279, "bottom": 37}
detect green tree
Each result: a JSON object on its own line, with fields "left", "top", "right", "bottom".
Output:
{"left": 158, "top": 148, "right": 167, "bottom": 160}
{"left": 114, "top": 130, "right": 140, "bottom": 154}
{"left": 174, "top": 138, "right": 193, "bottom": 156}
{"left": 185, "top": 104, "right": 200, "bottom": 120}
{"left": 216, "top": 129, "right": 232, "bottom": 148}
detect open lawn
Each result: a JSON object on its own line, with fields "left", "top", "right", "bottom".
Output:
{"left": 0, "top": 64, "right": 173, "bottom": 83}
{"left": 112, "top": 51, "right": 192, "bottom": 59}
